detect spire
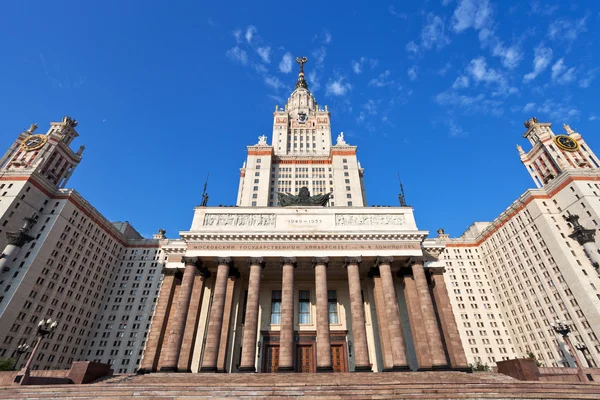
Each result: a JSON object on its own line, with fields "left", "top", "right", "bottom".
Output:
{"left": 200, "top": 173, "right": 209, "bottom": 207}
{"left": 398, "top": 173, "right": 407, "bottom": 207}
{"left": 295, "top": 56, "right": 308, "bottom": 89}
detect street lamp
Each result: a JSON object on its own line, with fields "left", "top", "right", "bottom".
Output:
{"left": 12, "top": 344, "right": 30, "bottom": 370}
{"left": 16, "top": 318, "right": 57, "bottom": 385}
{"left": 575, "top": 342, "right": 592, "bottom": 368}
{"left": 550, "top": 320, "right": 584, "bottom": 370}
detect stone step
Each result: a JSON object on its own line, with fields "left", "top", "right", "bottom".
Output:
{"left": 1, "top": 372, "right": 599, "bottom": 399}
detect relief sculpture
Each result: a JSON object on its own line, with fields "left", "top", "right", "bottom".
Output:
{"left": 335, "top": 214, "right": 405, "bottom": 226}
{"left": 203, "top": 213, "right": 275, "bottom": 227}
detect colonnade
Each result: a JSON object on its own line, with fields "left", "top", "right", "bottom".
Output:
{"left": 138, "top": 256, "right": 468, "bottom": 373}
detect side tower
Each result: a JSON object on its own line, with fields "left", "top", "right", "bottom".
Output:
{"left": 0, "top": 117, "right": 84, "bottom": 251}
{"left": 236, "top": 57, "right": 366, "bottom": 207}
{"left": 518, "top": 117, "right": 600, "bottom": 188}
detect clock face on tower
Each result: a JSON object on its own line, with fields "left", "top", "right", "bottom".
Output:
{"left": 21, "top": 134, "right": 48, "bottom": 152}
{"left": 554, "top": 135, "right": 579, "bottom": 152}
{"left": 297, "top": 112, "right": 307, "bottom": 124}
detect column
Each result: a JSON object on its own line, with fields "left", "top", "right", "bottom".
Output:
{"left": 216, "top": 269, "right": 240, "bottom": 372}
{"left": 429, "top": 267, "right": 469, "bottom": 371}
{"left": 138, "top": 268, "right": 179, "bottom": 373}
{"left": 200, "top": 257, "right": 232, "bottom": 372}
{"left": 376, "top": 256, "right": 409, "bottom": 371}
{"left": 345, "top": 257, "right": 371, "bottom": 372}
{"left": 401, "top": 274, "right": 432, "bottom": 370}
{"left": 239, "top": 258, "right": 265, "bottom": 372}
{"left": 177, "top": 267, "right": 211, "bottom": 372}
{"left": 313, "top": 257, "right": 333, "bottom": 372}
{"left": 411, "top": 259, "right": 447, "bottom": 369}
{"left": 278, "top": 257, "right": 296, "bottom": 372}
{"left": 369, "top": 268, "right": 393, "bottom": 370}
{"left": 160, "top": 257, "right": 202, "bottom": 372}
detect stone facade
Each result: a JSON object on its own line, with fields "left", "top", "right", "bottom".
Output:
{"left": 139, "top": 62, "right": 468, "bottom": 374}
{"left": 0, "top": 119, "right": 165, "bottom": 373}
{"left": 439, "top": 120, "right": 600, "bottom": 369}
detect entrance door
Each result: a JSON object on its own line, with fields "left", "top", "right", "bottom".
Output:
{"left": 296, "top": 345, "right": 314, "bottom": 373}
{"left": 331, "top": 344, "right": 346, "bottom": 372}
{"left": 263, "top": 345, "right": 279, "bottom": 373}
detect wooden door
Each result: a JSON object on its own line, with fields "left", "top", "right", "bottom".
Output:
{"left": 331, "top": 344, "right": 346, "bottom": 372}
{"left": 263, "top": 345, "right": 279, "bottom": 373}
{"left": 296, "top": 345, "right": 314, "bottom": 373}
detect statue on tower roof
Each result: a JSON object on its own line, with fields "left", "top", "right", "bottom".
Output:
{"left": 524, "top": 117, "right": 539, "bottom": 129}
{"left": 295, "top": 56, "right": 309, "bottom": 89}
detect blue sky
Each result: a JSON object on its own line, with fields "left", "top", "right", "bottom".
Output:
{"left": 1, "top": 1, "right": 599, "bottom": 238}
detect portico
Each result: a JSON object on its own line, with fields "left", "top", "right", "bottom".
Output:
{"left": 138, "top": 206, "right": 469, "bottom": 374}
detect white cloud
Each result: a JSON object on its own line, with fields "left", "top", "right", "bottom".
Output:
{"left": 326, "top": 77, "right": 351, "bottom": 96}
{"left": 521, "top": 99, "right": 580, "bottom": 121}
{"left": 452, "top": 0, "right": 493, "bottom": 32}
{"left": 351, "top": 57, "right": 378, "bottom": 74}
{"left": 439, "top": 62, "right": 452, "bottom": 76}
{"left": 256, "top": 46, "right": 270, "bottom": 64}
{"left": 405, "top": 42, "right": 419, "bottom": 55}
{"left": 421, "top": 14, "right": 451, "bottom": 50}
{"left": 264, "top": 75, "right": 283, "bottom": 90}
{"left": 369, "top": 70, "right": 394, "bottom": 87}
{"left": 448, "top": 119, "right": 467, "bottom": 137}
{"left": 245, "top": 25, "right": 257, "bottom": 43}
{"left": 389, "top": 5, "right": 408, "bottom": 19}
{"left": 590, "top": 115, "right": 598, "bottom": 121}
{"left": 466, "top": 57, "right": 508, "bottom": 92}
{"left": 307, "top": 70, "right": 320, "bottom": 91}
{"left": 578, "top": 69, "right": 596, "bottom": 88}
{"left": 279, "top": 52, "right": 293, "bottom": 73}
{"left": 407, "top": 66, "right": 418, "bottom": 81}
{"left": 492, "top": 43, "right": 523, "bottom": 70}
{"left": 324, "top": 30, "right": 332, "bottom": 44}
{"left": 523, "top": 44, "right": 553, "bottom": 83}
{"left": 232, "top": 29, "right": 242, "bottom": 43}
{"left": 551, "top": 58, "right": 576, "bottom": 84}
{"left": 226, "top": 46, "right": 248, "bottom": 66}
{"left": 548, "top": 16, "right": 587, "bottom": 43}
{"left": 363, "top": 99, "right": 377, "bottom": 115}
{"left": 312, "top": 47, "right": 327, "bottom": 68}
{"left": 435, "top": 90, "right": 504, "bottom": 116}
{"left": 452, "top": 75, "right": 469, "bottom": 89}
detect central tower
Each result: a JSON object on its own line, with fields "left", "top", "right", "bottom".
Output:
{"left": 236, "top": 57, "right": 366, "bottom": 207}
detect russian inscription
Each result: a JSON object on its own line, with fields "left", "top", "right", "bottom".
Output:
{"left": 203, "top": 213, "right": 275, "bottom": 227}
{"left": 335, "top": 214, "right": 405, "bottom": 226}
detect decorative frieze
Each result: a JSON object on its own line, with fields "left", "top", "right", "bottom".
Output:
{"left": 335, "top": 214, "right": 405, "bottom": 226}
{"left": 203, "top": 213, "right": 275, "bottom": 227}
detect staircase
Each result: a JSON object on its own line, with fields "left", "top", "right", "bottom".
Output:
{"left": 1, "top": 371, "right": 600, "bottom": 399}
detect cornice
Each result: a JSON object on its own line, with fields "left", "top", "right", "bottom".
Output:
{"left": 179, "top": 232, "right": 428, "bottom": 242}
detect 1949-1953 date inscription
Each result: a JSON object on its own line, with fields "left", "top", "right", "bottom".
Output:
{"left": 286, "top": 219, "right": 323, "bottom": 224}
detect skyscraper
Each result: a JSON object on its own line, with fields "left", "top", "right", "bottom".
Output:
{"left": 140, "top": 58, "right": 468, "bottom": 374}
{"left": 438, "top": 118, "right": 600, "bottom": 369}
{"left": 0, "top": 118, "right": 165, "bottom": 373}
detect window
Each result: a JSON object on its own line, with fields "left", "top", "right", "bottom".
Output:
{"left": 299, "top": 290, "right": 311, "bottom": 324}
{"left": 328, "top": 290, "right": 338, "bottom": 324}
{"left": 270, "top": 290, "right": 281, "bottom": 325}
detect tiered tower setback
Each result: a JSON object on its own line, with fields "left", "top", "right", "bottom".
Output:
{"left": 237, "top": 58, "right": 366, "bottom": 207}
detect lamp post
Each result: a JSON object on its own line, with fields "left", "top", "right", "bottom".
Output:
{"left": 550, "top": 320, "right": 585, "bottom": 371}
{"left": 17, "top": 318, "right": 57, "bottom": 385}
{"left": 575, "top": 342, "right": 592, "bottom": 368}
{"left": 12, "top": 344, "right": 30, "bottom": 370}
